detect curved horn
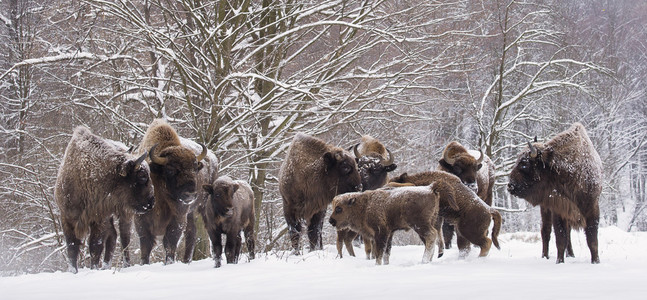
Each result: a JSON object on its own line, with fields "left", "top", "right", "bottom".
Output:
{"left": 134, "top": 151, "right": 148, "bottom": 170}
{"left": 196, "top": 143, "right": 208, "bottom": 161}
{"left": 353, "top": 143, "right": 361, "bottom": 158}
{"left": 443, "top": 147, "right": 456, "bottom": 165}
{"left": 527, "top": 141, "right": 538, "bottom": 159}
{"left": 476, "top": 148, "right": 484, "bottom": 164}
{"left": 381, "top": 148, "right": 395, "bottom": 166}
{"left": 149, "top": 144, "right": 168, "bottom": 165}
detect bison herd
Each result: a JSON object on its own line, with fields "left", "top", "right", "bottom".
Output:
{"left": 54, "top": 120, "right": 602, "bottom": 273}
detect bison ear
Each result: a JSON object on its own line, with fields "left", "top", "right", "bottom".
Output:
{"left": 348, "top": 198, "right": 356, "bottom": 206}
{"left": 117, "top": 161, "right": 132, "bottom": 177}
{"left": 203, "top": 184, "right": 214, "bottom": 195}
{"left": 197, "top": 162, "right": 204, "bottom": 171}
{"left": 541, "top": 146, "right": 554, "bottom": 165}
{"left": 477, "top": 163, "right": 483, "bottom": 170}
{"left": 439, "top": 159, "right": 452, "bottom": 170}
{"left": 323, "top": 151, "right": 337, "bottom": 171}
{"left": 384, "top": 164, "right": 397, "bottom": 172}
{"left": 232, "top": 183, "right": 240, "bottom": 195}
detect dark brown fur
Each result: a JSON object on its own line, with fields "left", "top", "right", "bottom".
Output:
{"left": 202, "top": 176, "right": 255, "bottom": 267}
{"left": 55, "top": 126, "right": 154, "bottom": 273}
{"left": 329, "top": 186, "right": 440, "bottom": 265}
{"left": 508, "top": 122, "right": 602, "bottom": 264}
{"left": 437, "top": 141, "right": 496, "bottom": 249}
{"left": 390, "top": 171, "right": 502, "bottom": 258}
{"left": 134, "top": 119, "right": 207, "bottom": 264}
{"left": 279, "top": 133, "right": 362, "bottom": 254}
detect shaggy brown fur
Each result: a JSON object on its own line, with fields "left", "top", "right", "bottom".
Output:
{"left": 55, "top": 126, "right": 154, "bottom": 273}
{"left": 389, "top": 171, "right": 502, "bottom": 258}
{"left": 337, "top": 135, "right": 397, "bottom": 259}
{"left": 329, "top": 185, "right": 440, "bottom": 265}
{"left": 134, "top": 119, "right": 208, "bottom": 265}
{"left": 508, "top": 122, "right": 602, "bottom": 264}
{"left": 279, "top": 133, "right": 362, "bottom": 254}
{"left": 437, "top": 141, "right": 496, "bottom": 249}
{"left": 202, "top": 176, "right": 255, "bottom": 268}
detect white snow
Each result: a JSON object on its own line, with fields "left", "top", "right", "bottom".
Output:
{"left": 2, "top": 226, "right": 646, "bottom": 299}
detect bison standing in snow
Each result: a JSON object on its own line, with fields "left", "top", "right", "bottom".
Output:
{"left": 279, "top": 133, "right": 362, "bottom": 254}
{"left": 134, "top": 119, "right": 207, "bottom": 264}
{"left": 508, "top": 122, "right": 602, "bottom": 264}
{"left": 437, "top": 141, "right": 496, "bottom": 249}
{"left": 55, "top": 126, "right": 154, "bottom": 273}
{"left": 201, "top": 176, "right": 255, "bottom": 267}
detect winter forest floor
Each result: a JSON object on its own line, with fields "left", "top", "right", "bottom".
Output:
{"left": 1, "top": 226, "right": 646, "bottom": 300}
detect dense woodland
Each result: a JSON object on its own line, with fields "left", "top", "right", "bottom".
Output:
{"left": 1, "top": 0, "right": 646, "bottom": 275}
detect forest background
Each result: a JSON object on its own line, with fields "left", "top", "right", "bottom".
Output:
{"left": 1, "top": 0, "right": 646, "bottom": 275}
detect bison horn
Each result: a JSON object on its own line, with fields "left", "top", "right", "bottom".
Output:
{"left": 353, "top": 143, "right": 361, "bottom": 158}
{"left": 134, "top": 151, "right": 148, "bottom": 170}
{"left": 149, "top": 144, "right": 168, "bottom": 165}
{"left": 443, "top": 147, "right": 456, "bottom": 165}
{"left": 528, "top": 141, "right": 538, "bottom": 159}
{"left": 196, "top": 143, "right": 208, "bottom": 162}
{"left": 476, "top": 148, "right": 484, "bottom": 164}
{"left": 381, "top": 148, "right": 395, "bottom": 166}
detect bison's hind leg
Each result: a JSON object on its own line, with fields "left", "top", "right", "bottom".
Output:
{"left": 244, "top": 225, "right": 255, "bottom": 260}
{"left": 477, "top": 237, "right": 492, "bottom": 257}
{"left": 418, "top": 227, "right": 438, "bottom": 263}
{"left": 62, "top": 220, "right": 81, "bottom": 273}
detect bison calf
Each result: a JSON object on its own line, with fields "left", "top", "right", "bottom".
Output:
{"left": 390, "top": 171, "right": 502, "bottom": 258}
{"left": 55, "top": 127, "right": 154, "bottom": 273}
{"left": 329, "top": 185, "right": 440, "bottom": 265}
{"left": 202, "top": 176, "right": 255, "bottom": 268}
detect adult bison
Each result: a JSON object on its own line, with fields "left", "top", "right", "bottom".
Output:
{"left": 55, "top": 126, "right": 154, "bottom": 273}
{"left": 279, "top": 133, "right": 362, "bottom": 254}
{"left": 437, "top": 141, "right": 496, "bottom": 249}
{"left": 508, "top": 122, "right": 602, "bottom": 264}
{"left": 134, "top": 119, "right": 208, "bottom": 264}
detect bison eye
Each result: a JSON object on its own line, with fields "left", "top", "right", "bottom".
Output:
{"left": 340, "top": 165, "right": 351, "bottom": 175}
{"left": 334, "top": 206, "right": 342, "bottom": 214}
{"left": 136, "top": 171, "right": 149, "bottom": 185}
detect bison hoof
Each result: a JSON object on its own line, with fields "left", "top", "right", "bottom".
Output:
{"left": 438, "top": 252, "right": 444, "bottom": 258}
{"left": 591, "top": 258, "right": 600, "bottom": 264}
{"left": 290, "top": 249, "right": 301, "bottom": 256}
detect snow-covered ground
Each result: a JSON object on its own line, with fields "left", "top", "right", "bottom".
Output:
{"left": 2, "top": 226, "right": 646, "bottom": 299}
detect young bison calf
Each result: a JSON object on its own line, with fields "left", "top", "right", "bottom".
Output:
{"left": 329, "top": 185, "right": 440, "bottom": 265}
{"left": 390, "top": 171, "right": 502, "bottom": 258}
{"left": 202, "top": 176, "right": 255, "bottom": 268}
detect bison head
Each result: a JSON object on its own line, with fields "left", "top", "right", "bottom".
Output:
{"left": 323, "top": 150, "right": 363, "bottom": 194}
{"left": 149, "top": 143, "right": 207, "bottom": 205}
{"left": 507, "top": 141, "right": 554, "bottom": 202}
{"left": 117, "top": 151, "right": 155, "bottom": 214}
{"left": 203, "top": 179, "right": 238, "bottom": 218}
{"left": 353, "top": 145, "right": 397, "bottom": 191}
{"left": 328, "top": 192, "right": 363, "bottom": 229}
{"left": 438, "top": 142, "right": 483, "bottom": 193}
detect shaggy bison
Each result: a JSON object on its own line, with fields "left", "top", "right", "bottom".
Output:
{"left": 337, "top": 135, "right": 397, "bottom": 258}
{"left": 55, "top": 126, "right": 154, "bottom": 273}
{"left": 329, "top": 185, "right": 440, "bottom": 265}
{"left": 279, "top": 133, "right": 362, "bottom": 254}
{"left": 390, "top": 171, "right": 502, "bottom": 258}
{"left": 437, "top": 141, "right": 496, "bottom": 249}
{"left": 202, "top": 176, "right": 255, "bottom": 267}
{"left": 508, "top": 122, "right": 602, "bottom": 264}
{"left": 134, "top": 119, "right": 207, "bottom": 264}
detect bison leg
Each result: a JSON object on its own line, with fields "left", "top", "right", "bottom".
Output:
{"left": 456, "top": 233, "right": 471, "bottom": 259}
{"left": 336, "top": 229, "right": 357, "bottom": 258}
{"left": 585, "top": 215, "right": 600, "bottom": 264}
{"left": 244, "top": 223, "right": 255, "bottom": 260}
{"left": 373, "top": 232, "right": 389, "bottom": 265}
{"left": 62, "top": 219, "right": 81, "bottom": 273}
{"left": 284, "top": 212, "right": 302, "bottom": 255}
{"left": 102, "top": 217, "right": 118, "bottom": 269}
{"left": 565, "top": 222, "right": 575, "bottom": 258}
{"left": 88, "top": 222, "right": 104, "bottom": 270}
{"left": 434, "top": 217, "right": 444, "bottom": 258}
{"left": 182, "top": 212, "right": 197, "bottom": 264}
{"left": 363, "top": 235, "right": 374, "bottom": 260}
{"left": 118, "top": 216, "right": 132, "bottom": 267}
{"left": 540, "top": 207, "right": 552, "bottom": 259}
{"left": 211, "top": 227, "right": 224, "bottom": 268}
{"left": 162, "top": 220, "right": 183, "bottom": 265}
{"left": 138, "top": 229, "right": 155, "bottom": 265}
{"left": 442, "top": 222, "right": 454, "bottom": 249}
{"left": 225, "top": 231, "right": 242, "bottom": 264}
{"left": 307, "top": 210, "right": 326, "bottom": 252}
{"left": 552, "top": 215, "right": 569, "bottom": 264}
{"left": 417, "top": 226, "right": 437, "bottom": 263}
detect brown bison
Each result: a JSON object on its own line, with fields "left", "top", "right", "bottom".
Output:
{"left": 329, "top": 185, "right": 440, "bottom": 265}
{"left": 337, "top": 135, "right": 397, "bottom": 258}
{"left": 437, "top": 141, "right": 496, "bottom": 249}
{"left": 279, "top": 133, "right": 362, "bottom": 254}
{"left": 202, "top": 176, "right": 255, "bottom": 267}
{"left": 55, "top": 126, "right": 154, "bottom": 273}
{"left": 508, "top": 122, "right": 602, "bottom": 264}
{"left": 134, "top": 119, "right": 207, "bottom": 264}
{"left": 390, "top": 171, "right": 502, "bottom": 258}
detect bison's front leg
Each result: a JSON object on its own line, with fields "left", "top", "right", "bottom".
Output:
{"left": 182, "top": 212, "right": 197, "bottom": 264}
{"left": 101, "top": 217, "right": 118, "bottom": 269}
{"left": 88, "top": 222, "right": 104, "bottom": 270}
{"left": 565, "top": 222, "right": 575, "bottom": 258}
{"left": 307, "top": 210, "right": 326, "bottom": 252}
{"left": 540, "top": 206, "right": 552, "bottom": 259}
{"left": 225, "top": 230, "right": 242, "bottom": 264}
{"left": 284, "top": 211, "right": 302, "bottom": 255}
{"left": 211, "top": 227, "right": 224, "bottom": 268}
{"left": 62, "top": 219, "right": 81, "bottom": 273}
{"left": 162, "top": 219, "right": 183, "bottom": 265}
{"left": 118, "top": 216, "right": 133, "bottom": 267}
{"left": 442, "top": 222, "right": 454, "bottom": 249}
{"left": 585, "top": 215, "right": 600, "bottom": 264}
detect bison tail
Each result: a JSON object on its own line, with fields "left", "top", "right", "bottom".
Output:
{"left": 490, "top": 210, "right": 502, "bottom": 250}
